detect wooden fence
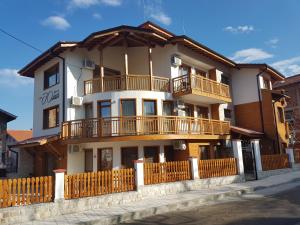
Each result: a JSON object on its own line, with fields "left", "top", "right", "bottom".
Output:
{"left": 144, "top": 161, "right": 191, "bottom": 185}
{"left": 261, "top": 154, "right": 290, "bottom": 171}
{"left": 294, "top": 150, "right": 300, "bottom": 163}
{"left": 64, "top": 169, "right": 135, "bottom": 199}
{"left": 198, "top": 158, "right": 238, "bottom": 179}
{"left": 0, "top": 176, "right": 53, "bottom": 208}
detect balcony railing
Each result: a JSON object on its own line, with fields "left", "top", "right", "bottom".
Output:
{"left": 61, "top": 116, "right": 230, "bottom": 140}
{"left": 84, "top": 74, "right": 170, "bottom": 95}
{"left": 172, "top": 74, "right": 231, "bottom": 99}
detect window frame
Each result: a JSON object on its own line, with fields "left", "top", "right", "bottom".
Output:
{"left": 44, "top": 63, "right": 59, "bottom": 90}
{"left": 224, "top": 108, "right": 232, "bottom": 119}
{"left": 97, "top": 100, "right": 112, "bottom": 118}
{"left": 43, "top": 105, "right": 59, "bottom": 129}
{"left": 142, "top": 99, "right": 158, "bottom": 116}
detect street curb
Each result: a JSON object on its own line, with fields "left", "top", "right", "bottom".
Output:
{"left": 251, "top": 177, "right": 300, "bottom": 191}
{"left": 78, "top": 188, "right": 253, "bottom": 225}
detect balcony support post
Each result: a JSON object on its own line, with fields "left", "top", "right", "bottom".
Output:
{"left": 99, "top": 46, "right": 104, "bottom": 92}
{"left": 148, "top": 46, "right": 153, "bottom": 90}
{"left": 123, "top": 37, "right": 128, "bottom": 90}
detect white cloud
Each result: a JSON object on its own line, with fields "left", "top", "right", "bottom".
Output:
{"left": 143, "top": 0, "right": 171, "bottom": 25}
{"left": 41, "top": 16, "right": 70, "bottom": 30}
{"left": 93, "top": 13, "right": 102, "bottom": 20}
{"left": 224, "top": 25, "right": 254, "bottom": 34}
{"left": 271, "top": 56, "right": 300, "bottom": 76}
{"left": 266, "top": 38, "right": 279, "bottom": 48}
{"left": 0, "top": 69, "right": 33, "bottom": 87}
{"left": 231, "top": 48, "right": 273, "bottom": 63}
{"left": 68, "top": 0, "right": 121, "bottom": 9}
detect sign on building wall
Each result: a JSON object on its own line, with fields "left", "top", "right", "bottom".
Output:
{"left": 40, "top": 89, "right": 59, "bottom": 105}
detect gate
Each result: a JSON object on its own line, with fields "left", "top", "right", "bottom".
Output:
{"left": 241, "top": 140, "right": 257, "bottom": 181}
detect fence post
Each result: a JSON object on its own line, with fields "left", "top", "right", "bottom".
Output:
{"left": 286, "top": 148, "right": 295, "bottom": 168}
{"left": 189, "top": 157, "right": 199, "bottom": 179}
{"left": 53, "top": 169, "right": 66, "bottom": 201}
{"left": 251, "top": 139, "right": 263, "bottom": 172}
{"left": 232, "top": 139, "right": 244, "bottom": 176}
{"left": 134, "top": 160, "right": 144, "bottom": 189}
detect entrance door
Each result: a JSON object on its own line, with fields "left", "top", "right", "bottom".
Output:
{"left": 84, "top": 103, "right": 94, "bottom": 137}
{"left": 121, "top": 147, "right": 138, "bottom": 168}
{"left": 164, "top": 145, "right": 174, "bottom": 162}
{"left": 241, "top": 140, "right": 257, "bottom": 181}
{"left": 98, "top": 148, "right": 113, "bottom": 170}
{"left": 144, "top": 146, "right": 159, "bottom": 163}
{"left": 84, "top": 149, "right": 93, "bottom": 172}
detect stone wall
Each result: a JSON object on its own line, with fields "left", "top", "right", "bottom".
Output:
{"left": 0, "top": 175, "right": 244, "bottom": 224}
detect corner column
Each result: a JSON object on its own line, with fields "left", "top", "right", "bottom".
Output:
{"left": 123, "top": 38, "right": 128, "bottom": 90}
{"left": 232, "top": 139, "right": 244, "bottom": 176}
{"left": 189, "top": 157, "right": 199, "bottom": 179}
{"left": 148, "top": 46, "right": 153, "bottom": 90}
{"left": 251, "top": 139, "right": 262, "bottom": 172}
{"left": 134, "top": 160, "right": 144, "bottom": 189}
{"left": 99, "top": 46, "right": 104, "bottom": 92}
{"left": 53, "top": 169, "right": 66, "bottom": 201}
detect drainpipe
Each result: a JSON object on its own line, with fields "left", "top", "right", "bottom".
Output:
{"left": 51, "top": 51, "right": 66, "bottom": 122}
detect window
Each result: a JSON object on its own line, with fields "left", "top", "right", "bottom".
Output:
{"left": 184, "top": 104, "right": 194, "bottom": 117}
{"left": 144, "top": 146, "right": 159, "bottom": 163}
{"left": 224, "top": 109, "right": 232, "bottom": 119}
{"left": 263, "top": 78, "right": 270, "bottom": 89}
{"left": 199, "top": 146, "right": 209, "bottom": 160}
{"left": 98, "top": 101, "right": 111, "bottom": 118}
{"left": 44, "top": 64, "right": 59, "bottom": 89}
{"left": 194, "top": 68, "right": 206, "bottom": 77}
{"left": 43, "top": 106, "right": 59, "bottom": 129}
{"left": 121, "top": 147, "right": 138, "bottom": 168}
{"left": 162, "top": 101, "right": 174, "bottom": 116}
{"left": 179, "top": 64, "right": 191, "bottom": 76}
{"left": 196, "top": 106, "right": 209, "bottom": 118}
{"left": 84, "top": 103, "right": 93, "bottom": 119}
{"left": 221, "top": 75, "right": 230, "bottom": 85}
{"left": 277, "top": 107, "right": 285, "bottom": 123}
{"left": 143, "top": 100, "right": 157, "bottom": 116}
{"left": 98, "top": 148, "right": 113, "bottom": 170}
{"left": 121, "top": 99, "right": 136, "bottom": 116}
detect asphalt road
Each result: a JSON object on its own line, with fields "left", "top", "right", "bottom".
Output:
{"left": 121, "top": 185, "right": 300, "bottom": 225}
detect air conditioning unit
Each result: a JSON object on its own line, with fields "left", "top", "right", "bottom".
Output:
{"left": 173, "top": 140, "right": 187, "bottom": 151}
{"left": 171, "top": 55, "right": 182, "bottom": 66}
{"left": 68, "top": 145, "right": 81, "bottom": 154}
{"left": 71, "top": 96, "right": 83, "bottom": 106}
{"left": 82, "top": 58, "right": 95, "bottom": 70}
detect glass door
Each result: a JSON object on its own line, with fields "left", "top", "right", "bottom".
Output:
{"left": 121, "top": 99, "right": 136, "bottom": 135}
{"left": 98, "top": 101, "right": 111, "bottom": 136}
{"left": 143, "top": 100, "right": 157, "bottom": 134}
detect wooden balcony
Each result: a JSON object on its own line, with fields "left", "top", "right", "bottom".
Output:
{"left": 61, "top": 116, "right": 230, "bottom": 142}
{"left": 172, "top": 74, "right": 231, "bottom": 103}
{"left": 84, "top": 74, "right": 170, "bottom": 95}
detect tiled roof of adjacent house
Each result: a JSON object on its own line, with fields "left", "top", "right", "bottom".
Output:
{"left": 273, "top": 74, "right": 300, "bottom": 88}
{"left": 7, "top": 130, "right": 32, "bottom": 142}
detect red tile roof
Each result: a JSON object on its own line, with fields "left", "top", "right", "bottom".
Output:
{"left": 7, "top": 130, "right": 32, "bottom": 142}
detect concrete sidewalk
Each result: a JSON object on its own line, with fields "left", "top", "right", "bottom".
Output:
{"left": 19, "top": 171, "right": 300, "bottom": 225}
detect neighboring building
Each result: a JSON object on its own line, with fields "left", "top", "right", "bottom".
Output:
{"left": 274, "top": 74, "right": 300, "bottom": 147}
{"left": 6, "top": 130, "right": 33, "bottom": 177}
{"left": 17, "top": 21, "right": 289, "bottom": 176}
{"left": 0, "top": 109, "right": 16, "bottom": 167}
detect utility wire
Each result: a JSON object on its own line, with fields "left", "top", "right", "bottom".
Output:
{"left": 0, "top": 27, "right": 82, "bottom": 70}
{"left": 0, "top": 27, "right": 43, "bottom": 53}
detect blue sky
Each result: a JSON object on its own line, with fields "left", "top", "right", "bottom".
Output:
{"left": 1, "top": 0, "right": 300, "bottom": 130}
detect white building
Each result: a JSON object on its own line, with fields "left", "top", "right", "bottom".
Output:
{"left": 17, "top": 21, "right": 288, "bottom": 176}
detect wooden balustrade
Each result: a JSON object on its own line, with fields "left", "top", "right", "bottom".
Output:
{"left": 0, "top": 176, "right": 53, "bottom": 208}
{"left": 172, "top": 74, "right": 231, "bottom": 99}
{"left": 64, "top": 169, "right": 135, "bottom": 199}
{"left": 61, "top": 116, "right": 230, "bottom": 140}
{"left": 144, "top": 161, "right": 191, "bottom": 185}
{"left": 84, "top": 74, "right": 170, "bottom": 94}
{"left": 261, "top": 154, "right": 290, "bottom": 171}
{"left": 198, "top": 158, "right": 238, "bottom": 179}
